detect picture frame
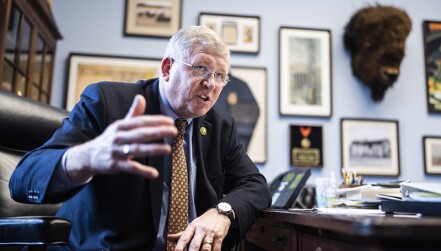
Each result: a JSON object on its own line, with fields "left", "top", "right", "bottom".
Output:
{"left": 290, "top": 125, "right": 323, "bottom": 167}
{"left": 340, "top": 118, "right": 400, "bottom": 176}
{"left": 215, "top": 66, "right": 267, "bottom": 163}
{"left": 124, "top": 0, "right": 182, "bottom": 38}
{"left": 279, "top": 26, "right": 332, "bottom": 117}
{"left": 65, "top": 53, "right": 161, "bottom": 110}
{"left": 422, "top": 20, "right": 441, "bottom": 113}
{"left": 198, "top": 12, "right": 260, "bottom": 54}
{"left": 423, "top": 136, "right": 441, "bottom": 175}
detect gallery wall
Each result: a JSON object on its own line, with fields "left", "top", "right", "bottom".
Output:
{"left": 50, "top": 0, "right": 441, "bottom": 185}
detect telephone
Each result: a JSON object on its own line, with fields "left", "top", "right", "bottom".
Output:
{"left": 269, "top": 168, "right": 311, "bottom": 209}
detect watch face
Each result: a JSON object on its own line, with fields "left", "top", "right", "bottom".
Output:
{"left": 218, "top": 202, "right": 232, "bottom": 212}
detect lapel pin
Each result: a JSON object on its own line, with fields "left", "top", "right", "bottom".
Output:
{"left": 200, "top": 127, "right": 207, "bottom": 136}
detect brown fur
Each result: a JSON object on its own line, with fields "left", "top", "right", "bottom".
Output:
{"left": 344, "top": 5, "right": 412, "bottom": 101}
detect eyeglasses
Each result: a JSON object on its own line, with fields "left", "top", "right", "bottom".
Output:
{"left": 172, "top": 58, "right": 230, "bottom": 86}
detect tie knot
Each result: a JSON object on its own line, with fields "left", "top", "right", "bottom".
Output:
{"left": 175, "top": 119, "right": 187, "bottom": 135}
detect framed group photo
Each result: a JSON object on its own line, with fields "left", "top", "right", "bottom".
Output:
{"left": 199, "top": 12, "right": 260, "bottom": 54}
{"left": 279, "top": 26, "right": 332, "bottom": 117}
{"left": 124, "top": 0, "right": 182, "bottom": 38}
{"left": 65, "top": 53, "right": 161, "bottom": 110}
{"left": 215, "top": 66, "right": 267, "bottom": 163}
{"left": 340, "top": 118, "right": 400, "bottom": 176}
{"left": 423, "top": 136, "right": 441, "bottom": 175}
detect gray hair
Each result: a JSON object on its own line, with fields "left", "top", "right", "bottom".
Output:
{"left": 164, "top": 26, "right": 230, "bottom": 62}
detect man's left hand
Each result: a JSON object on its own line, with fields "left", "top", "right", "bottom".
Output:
{"left": 167, "top": 208, "right": 231, "bottom": 251}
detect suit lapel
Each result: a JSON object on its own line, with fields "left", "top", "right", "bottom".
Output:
{"left": 193, "top": 117, "right": 218, "bottom": 215}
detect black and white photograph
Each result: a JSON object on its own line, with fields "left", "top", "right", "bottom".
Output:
{"left": 124, "top": 0, "right": 181, "bottom": 38}
{"left": 341, "top": 118, "right": 400, "bottom": 176}
{"left": 423, "top": 136, "right": 441, "bottom": 174}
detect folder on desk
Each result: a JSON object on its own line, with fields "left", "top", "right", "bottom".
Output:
{"left": 380, "top": 182, "right": 441, "bottom": 216}
{"left": 400, "top": 183, "right": 441, "bottom": 202}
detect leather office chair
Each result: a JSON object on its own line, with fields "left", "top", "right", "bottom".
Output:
{"left": 0, "top": 89, "right": 71, "bottom": 250}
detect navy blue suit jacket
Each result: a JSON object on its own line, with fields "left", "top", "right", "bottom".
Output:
{"left": 9, "top": 79, "right": 270, "bottom": 250}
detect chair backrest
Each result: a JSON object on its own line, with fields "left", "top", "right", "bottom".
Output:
{"left": 0, "top": 90, "right": 69, "bottom": 217}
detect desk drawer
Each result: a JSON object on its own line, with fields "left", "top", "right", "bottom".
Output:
{"left": 301, "top": 232, "right": 367, "bottom": 251}
{"left": 245, "top": 221, "right": 293, "bottom": 251}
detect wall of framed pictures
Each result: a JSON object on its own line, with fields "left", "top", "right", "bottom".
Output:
{"left": 49, "top": 0, "right": 441, "bottom": 184}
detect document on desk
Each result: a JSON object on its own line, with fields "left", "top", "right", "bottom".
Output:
{"left": 314, "top": 208, "right": 384, "bottom": 215}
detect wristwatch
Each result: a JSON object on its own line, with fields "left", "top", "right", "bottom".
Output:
{"left": 216, "top": 202, "right": 235, "bottom": 225}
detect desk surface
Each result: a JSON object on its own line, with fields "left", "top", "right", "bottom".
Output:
{"left": 261, "top": 208, "right": 441, "bottom": 240}
{"left": 243, "top": 208, "right": 441, "bottom": 250}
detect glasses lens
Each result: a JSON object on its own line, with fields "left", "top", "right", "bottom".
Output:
{"left": 192, "top": 65, "right": 208, "bottom": 78}
{"left": 191, "top": 65, "right": 228, "bottom": 86}
{"left": 214, "top": 73, "right": 225, "bottom": 84}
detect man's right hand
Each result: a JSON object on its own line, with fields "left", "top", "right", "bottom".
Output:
{"left": 65, "top": 94, "right": 178, "bottom": 184}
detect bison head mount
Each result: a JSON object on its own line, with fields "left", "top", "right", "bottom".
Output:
{"left": 343, "top": 5, "right": 412, "bottom": 102}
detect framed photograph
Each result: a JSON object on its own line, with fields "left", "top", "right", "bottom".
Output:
{"left": 290, "top": 125, "right": 323, "bottom": 167}
{"left": 199, "top": 12, "right": 260, "bottom": 54}
{"left": 423, "top": 136, "right": 441, "bottom": 175}
{"left": 65, "top": 53, "right": 161, "bottom": 110}
{"left": 279, "top": 26, "right": 332, "bottom": 117}
{"left": 340, "top": 118, "right": 400, "bottom": 176}
{"left": 124, "top": 0, "right": 182, "bottom": 38}
{"left": 215, "top": 66, "right": 267, "bottom": 163}
{"left": 423, "top": 20, "right": 441, "bottom": 113}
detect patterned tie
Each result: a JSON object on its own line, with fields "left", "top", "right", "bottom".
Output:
{"left": 166, "top": 119, "right": 189, "bottom": 251}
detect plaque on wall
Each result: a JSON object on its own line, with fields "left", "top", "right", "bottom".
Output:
{"left": 290, "top": 125, "right": 323, "bottom": 167}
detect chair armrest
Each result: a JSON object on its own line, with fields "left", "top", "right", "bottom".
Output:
{"left": 0, "top": 216, "right": 71, "bottom": 246}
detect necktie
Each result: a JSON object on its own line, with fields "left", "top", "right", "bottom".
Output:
{"left": 166, "top": 119, "right": 188, "bottom": 251}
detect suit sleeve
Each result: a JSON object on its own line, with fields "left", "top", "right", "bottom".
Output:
{"left": 9, "top": 84, "right": 109, "bottom": 204}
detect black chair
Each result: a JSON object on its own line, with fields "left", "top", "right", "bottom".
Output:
{"left": 0, "top": 89, "right": 71, "bottom": 250}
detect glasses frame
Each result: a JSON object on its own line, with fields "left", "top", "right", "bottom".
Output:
{"left": 171, "top": 58, "right": 230, "bottom": 86}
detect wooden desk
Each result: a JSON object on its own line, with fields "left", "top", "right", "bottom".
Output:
{"left": 242, "top": 208, "right": 441, "bottom": 251}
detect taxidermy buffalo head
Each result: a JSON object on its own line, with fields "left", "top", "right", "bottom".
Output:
{"left": 343, "top": 5, "right": 412, "bottom": 101}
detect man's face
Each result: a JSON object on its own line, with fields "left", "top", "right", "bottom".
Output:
{"left": 163, "top": 50, "right": 229, "bottom": 118}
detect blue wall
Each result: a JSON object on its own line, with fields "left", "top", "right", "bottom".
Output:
{"left": 51, "top": 0, "right": 441, "bottom": 185}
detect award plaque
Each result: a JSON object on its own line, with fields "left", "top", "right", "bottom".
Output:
{"left": 290, "top": 125, "right": 323, "bottom": 167}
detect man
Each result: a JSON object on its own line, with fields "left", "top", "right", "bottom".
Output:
{"left": 9, "top": 26, "right": 270, "bottom": 250}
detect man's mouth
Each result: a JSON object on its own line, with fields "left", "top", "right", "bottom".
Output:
{"left": 199, "top": 95, "right": 209, "bottom": 101}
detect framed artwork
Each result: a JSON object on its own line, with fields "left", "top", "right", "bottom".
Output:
{"left": 215, "top": 66, "right": 267, "bottom": 163}
{"left": 340, "top": 118, "right": 400, "bottom": 176}
{"left": 423, "top": 136, "right": 441, "bottom": 175}
{"left": 65, "top": 53, "right": 161, "bottom": 110}
{"left": 124, "top": 0, "right": 182, "bottom": 38}
{"left": 279, "top": 26, "right": 332, "bottom": 117}
{"left": 423, "top": 20, "right": 441, "bottom": 113}
{"left": 290, "top": 125, "right": 323, "bottom": 167}
{"left": 198, "top": 12, "right": 260, "bottom": 54}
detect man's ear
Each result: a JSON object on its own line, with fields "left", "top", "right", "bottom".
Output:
{"left": 161, "top": 57, "right": 173, "bottom": 81}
